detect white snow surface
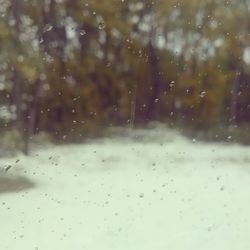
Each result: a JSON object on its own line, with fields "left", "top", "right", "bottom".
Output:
{"left": 1, "top": 128, "right": 250, "bottom": 250}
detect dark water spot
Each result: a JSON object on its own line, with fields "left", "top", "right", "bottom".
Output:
{"left": 0, "top": 176, "right": 35, "bottom": 194}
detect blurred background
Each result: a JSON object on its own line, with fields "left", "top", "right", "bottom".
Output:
{"left": 0, "top": 0, "right": 250, "bottom": 154}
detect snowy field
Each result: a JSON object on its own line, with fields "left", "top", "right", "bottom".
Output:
{"left": 1, "top": 128, "right": 250, "bottom": 250}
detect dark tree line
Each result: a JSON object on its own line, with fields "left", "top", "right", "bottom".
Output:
{"left": 0, "top": 0, "right": 250, "bottom": 153}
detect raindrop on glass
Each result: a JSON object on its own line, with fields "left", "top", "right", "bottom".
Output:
{"left": 98, "top": 22, "right": 106, "bottom": 30}
{"left": 200, "top": 91, "right": 206, "bottom": 98}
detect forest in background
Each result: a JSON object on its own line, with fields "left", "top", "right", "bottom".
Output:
{"left": 0, "top": 0, "right": 250, "bottom": 154}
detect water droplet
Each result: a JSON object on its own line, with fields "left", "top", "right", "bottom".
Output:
{"left": 43, "top": 24, "right": 53, "bottom": 33}
{"left": 80, "top": 30, "right": 86, "bottom": 36}
{"left": 139, "top": 193, "right": 144, "bottom": 198}
{"left": 73, "top": 96, "right": 81, "bottom": 101}
{"left": 98, "top": 22, "right": 106, "bottom": 30}
{"left": 200, "top": 91, "right": 206, "bottom": 98}
{"left": 169, "top": 81, "right": 175, "bottom": 87}
{"left": 5, "top": 165, "right": 12, "bottom": 172}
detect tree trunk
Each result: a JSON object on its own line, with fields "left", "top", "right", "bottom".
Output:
{"left": 145, "top": 41, "right": 163, "bottom": 121}
{"left": 230, "top": 70, "right": 240, "bottom": 124}
{"left": 12, "top": 69, "right": 22, "bottom": 132}
{"left": 23, "top": 79, "right": 41, "bottom": 155}
{"left": 11, "top": 0, "right": 25, "bottom": 152}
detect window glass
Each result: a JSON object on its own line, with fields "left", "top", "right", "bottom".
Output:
{"left": 1, "top": 1, "right": 250, "bottom": 249}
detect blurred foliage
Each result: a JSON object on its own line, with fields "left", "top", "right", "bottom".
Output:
{"left": 0, "top": 0, "right": 250, "bottom": 153}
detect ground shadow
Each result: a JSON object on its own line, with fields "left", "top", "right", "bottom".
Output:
{"left": 0, "top": 175, "right": 36, "bottom": 195}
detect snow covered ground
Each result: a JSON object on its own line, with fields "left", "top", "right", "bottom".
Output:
{"left": 1, "top": 128, "right": 250, "bottom": 250}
